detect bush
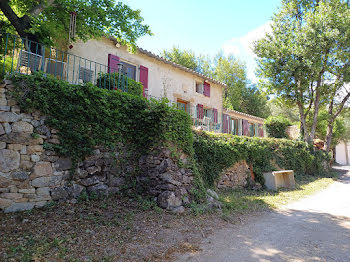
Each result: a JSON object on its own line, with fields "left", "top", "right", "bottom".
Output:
{"left": 9, "top": 72, "right": 193, "bottom": 163}
{"left": 193, "top": 131, "right": 331, "bottom": 187}
{"left": 96, "top": 72, "right": 143, "bottom": 96}
{"left": 265, "top": 116, "right": 291, "bottom": 138}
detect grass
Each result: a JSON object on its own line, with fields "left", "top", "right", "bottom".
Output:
{"left": 220, "top": 172, "right": 338, "bottom": 215}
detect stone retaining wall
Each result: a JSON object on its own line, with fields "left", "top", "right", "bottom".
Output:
{"left": 0, "top": 80, "right": 194, "bottom": 213}
{"left": 216, "top": 160, "right": 251, "bottom": 189}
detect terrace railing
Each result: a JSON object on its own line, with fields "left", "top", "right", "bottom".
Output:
{"left": 0, "top": 33, "right": 129, "bottom": 91}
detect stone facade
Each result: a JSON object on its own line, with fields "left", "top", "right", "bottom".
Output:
{"left": 0, "top": 80, "right": 194, "bottom": 213}
{"left": 216, "top": 160, "right": 251, "bottom": 189}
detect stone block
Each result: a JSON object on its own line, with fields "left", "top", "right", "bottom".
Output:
{"left": 31, "top": 155, "right": 40, "bottom": 162}
{"left": 35, "top": 201, "right": 48, "bottom": 208}
{"left": 18, "top": 188, "right": 35, "bottom": 194}
{"left": 0, "top": 176, "right": 11, "bottom": 188}
{"left": 0, "top": 198, "right": 13, "bottom": 210}
{"left": 0, "top": 112, "right": 20, "bottom": 122}
{"left": 157, "top": 191, "right": 182, "bottom": 209}
{"left": 0, "top": 124, "right": 4, "bottom": 135}
{"left": 11, "top": 105, "right": 20, "bottom": 114}
{"left": 15, "top": 198, "right": 29, "bottom": 203}
{"left": 27, "top": 145, "right": 44, "bottom": 154}
{"left": 4, "top": 123, "right": 11, "bottom": 134}
{"left": 36, "top": 187, "right": 50, "bottom": 196}
{"left": 263, "top": 170, "right": 295, "bottom": 191}
{"left": 54, "top": 158, "right": 72, "bottom": 171}
{"left": 29, "top": 196, "right": 51, "bottom": 202}
{"left": 31, "top": 162, "right": 53, "bottom": 178}
{"left": 21, "top": 155, "right": 31, "bottom": 161}
{"left": 7, "top": 99, "right": 17, "bottom": 106}
{"left": 0, "top": 97, "right": 7, "bottom": 106}
{"left": 7, "top": 144, "right": 26, "bottom": 154}
{"left": 9, "top": 185, "right": 17, "bottom": 193}
{"left": 12, "top": 121, "right": 33, "bottom": 133}
{"left": 20, "top": 160, "right": 33, "bottom": 171}
{"left": 0, "top": 188, "right": 9, "bottom": 193}
{"left": 0, "top": 149, "right": 20, "bottom": 172}
{"left": 0, "top": 142, "right": 5, "bottom": 149}
{"left": 0, "top": 132, "right": 43, "bottom": 145}
{"left": 51, "top": 187, "right": 69, "bottom": 200}
{"left": 0, "top": 105, "right": 10, "bottom": 111}
{"left": 4, "top": 202, "right": 35, "bottom": 212}
{"left": 1, "top": 193, "right": 23, "bottom": 200}
{"left": 31, "top": 176, "right": 62, "bottom": 188}
{"left": 12, "top": 171, "right": 29, "bottom": 181}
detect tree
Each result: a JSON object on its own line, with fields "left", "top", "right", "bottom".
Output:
{"left": 0, "top": 0, "right": 151, "bottom": 50}
{"left": 161, "top": 46, "right": 201, "bottom": 72}
{"left": 254, "top": 0, "right": 350, "bottom": 150}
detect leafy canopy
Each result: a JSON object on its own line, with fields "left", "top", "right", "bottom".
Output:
{"left": 0, "top": 0, "right": 152, "bottom": 49}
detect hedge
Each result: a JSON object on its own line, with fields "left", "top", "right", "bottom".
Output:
{"left": 193, "top": 131, "right": 331, "bottom": 186}
{"left": 265, "top": 115, "right": 291, "bottom": 138}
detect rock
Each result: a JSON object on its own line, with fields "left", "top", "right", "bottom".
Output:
{"left": 35, "top": 125, "right": 51, "bottom": 137}
{"left": 206, "top": 189, "right": 219, "bottom": 200}
{"left": 51, "top": 187, "right": 69, "bottom": 200}
{"left": 0, "top": 198, "right": 13, "bottom": 210}
{"left": 4, "top": 202, "right": 35, "bottom": 212}
{"left": 7, "top": 144, "right": 26, "bottom": 154}
{"left": 1, "top": 193, "right": 23, "bottom": 200}
{"left": 80, "top": 176, "right": 104, "bottom": 187}
{"left": 87, "top": 183, "right": 108, "bottom": 196}
{"left": 31, "top": 176, "right": 62, "bottom": 188}
{"left": 170, "top": 206, "right": 185, "bottom": 214}
{"left": 66, "top": 184, "right": 84, "bottom": 198}
{"left": 54, "top": 158, "right": 72, "bottom": 171}
{"left": 77, "top": 168, "right": 88, "bottom": 179}
{"left": 27, "top": 145, "right": 44, "bottom": 154}
{"left": 0, "top": 142, "right": 5, "bottom": 149}
{"left": 108, "top": 176, "right": 125, "bottom": 187}
{"left": 3, "top": 123, "right": 11, "bottom": 134}
{"left": 12, "top": 171, "right": 29, "bottom": 181}
{"left": 158, "top": 159, "right": 173, "bottom": 173}
{"left": 0, "top": 124, "right": 4, "bottom": 135}
{"left": 35, "top": 201, "right": 48, "bottom": 208}
{"left": 251, "top": 182, "right": 262, "bottom": 191}
{"left": 11, "top": 121, "right": 33, "bottom": 133}
{"left": 36, "top": 187, "right": 50, "bottom": 196}
{"left": 0, "top": 112, "right": 20, "bottom": 122}
{"left": 157, "top": 191, "right": 182, "bottom": 209}
{"left": 86, "top": 165, "right": 101, "bottom": 175}
{"left": 31, "top": 155, "right": 40, "bottom": 162}
{"left": 159, "top": 173, "right": 182, "bottom": 186}
{"left": 0, "top": 149, "right": 20, "bottom": 172}
{"left": 0, "top": 105, "right": 10, "bottom": 111}
{"left": 31, "top": 162, "right": 53, "bottom": 178}
{"left": 0, "top": 132, "right": 43, "bottom": 145}
{"left": 11, "top": 106, "right": 20, "bottom": 114}
{"left": 18, "top": 188, "right": 35, "bottom": 194}
{"left": 20, "top": 160, "right": 34, "bottom": 171}
{"left": 0, "top": 176, "right": 11, "bottom": 188}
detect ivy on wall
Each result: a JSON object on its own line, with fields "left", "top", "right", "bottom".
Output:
{"left": 193, "top": 131, "right": 331, "bottom": 186}
{"left": 10, "top": 72, "right": 194, "bottom": 163}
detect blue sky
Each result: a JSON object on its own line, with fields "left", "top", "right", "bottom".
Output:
{"left": 125, "top": 0, "right": 282, "bottom": 81}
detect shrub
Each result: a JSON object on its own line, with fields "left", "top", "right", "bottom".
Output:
{"left": 96, "top": 72, "right": 143, "bottom": 96}
{"left": 265, "top": 115, "right": 291, "bottom": 138}
{"left": 193, "top": 131, "right": 331, "bottom": 187}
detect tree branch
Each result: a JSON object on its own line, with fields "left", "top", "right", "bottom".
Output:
{"left": 29, "top": 0, "right": 55, "bottom": 17}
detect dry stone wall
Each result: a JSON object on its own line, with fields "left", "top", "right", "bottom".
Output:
{"left": 216, "top": 160, "right": 251, "bottom": 189}
{"left": 0, "top": 80, "right": 194, "bottom": 213}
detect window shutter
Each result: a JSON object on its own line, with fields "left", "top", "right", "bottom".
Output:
{"left": 258, "top": 124, "right": 264, "bottom": 137}
{"left": 213, "top": 108, "right": 218, "bottom": 123}
{"left": 243, "top": 120, "right": 249, "bottom": 136}
{"left": 237, "top": 119, "right": 242, "bottom": 136}
{"left": 203, "top": 82, "right": 210, "bottom": 97}
{"left": 108, "top": 54, "right": 120, "bottom": 73}
{"left": 139, "top": 65, "right": 149, "bottom": 97}
{"left": 197, "top": 104, "right": 204, "bottom": 119}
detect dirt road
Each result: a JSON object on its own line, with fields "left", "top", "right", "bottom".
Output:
{"left": 176, "top": 167, "right": 350, "bottom": 262}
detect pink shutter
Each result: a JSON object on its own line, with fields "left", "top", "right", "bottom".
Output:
{"left": 243, "top": 120, "right": 249, "bottom": 136}
{"left": 259, "top": 124, "right": 264, "bottom": 137}
{"left": 139, "top": 65, "right": 148, "bottom": 97}
{"left": 203, "top": 82, "right": 210, "bottom": 97}
{"left": 108, "top": 54, "right": 120, "bottom": 73}
{"left": 197, "top": 104, "right": 204, "bottom": 119}
{"left": 213, "top": 108, "right": 218, "bottom": 123}
{"left": 222, "top": 114, "right": 228, "bottom": 133}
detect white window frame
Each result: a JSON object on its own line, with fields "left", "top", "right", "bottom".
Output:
{"left": 195, "top": 81, "right": 204, "bottom": 94}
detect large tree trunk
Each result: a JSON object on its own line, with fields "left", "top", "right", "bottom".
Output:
{"left": 325, "top": 119, "right": 334, "bottom": 152}
{"left": 309, "top": 89, "right": 321, "bottom": 142}
{"left": 297, "top": 101, "right": 309, "bottom": 142}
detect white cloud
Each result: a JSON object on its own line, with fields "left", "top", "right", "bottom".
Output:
{"left": 221, "top": 22, "right": 272, "bottom": 82}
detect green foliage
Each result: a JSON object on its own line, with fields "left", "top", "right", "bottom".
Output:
{"left": 265, "top": 116, "right": 292, "bottom": 138}
{"left": 0, "top": 0, "right": 152, "bottom": 49}
{"left": 96, "top": 72, "right": 143, "bottom": 96}
{"left": 193, "top": 131, "right": 331, "bottom": 187}
{"left": 9, "top": 72, "right": 194, "bottom": 164}
{"left": 161, "top": 46, "right": 201, "bottom": 72}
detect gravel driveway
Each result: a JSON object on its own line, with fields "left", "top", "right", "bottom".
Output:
{"left": 176, "top": 167, "right": 350, "bottom": 262}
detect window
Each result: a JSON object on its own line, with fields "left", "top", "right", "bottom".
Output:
{"left": 79, "top": 67, "right": 94, "bottom": 83}
{"left": 177, "top": 99, "right": 190, "bottom": 114}
{"left": 196, "top": 82, "right": 203, "bottom": 94}
{"left": 204, "top": 108, "right": 212, "bottom": 118}
{"left": 249, "top": 123, "right": 255, "bottom": 137}
{"left": 120, "top": 61, "right": 136, "bottom": 80}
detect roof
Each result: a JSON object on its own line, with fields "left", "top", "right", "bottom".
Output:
{"left": 108, "top": 37, "right": 227, "bottom": 88}
{"left": 223, "top": 108, "right": 265, "bottom": 122}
